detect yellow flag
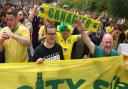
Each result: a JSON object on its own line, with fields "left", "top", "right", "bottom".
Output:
{"left": 38, "top": 4, "right": 101, "bottom": 32}
{"left": 0, "top": 56, "right": 128, "bottom": 89}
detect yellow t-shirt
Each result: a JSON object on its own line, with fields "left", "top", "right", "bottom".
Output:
{"left": 0, "top": 25, "right": 30, "bottom": 63}
{"left": 56, "top": 32, "right": 78, "bottom": 60}
{"left": 105, "top": 26, "right": 112, "bottom": 33}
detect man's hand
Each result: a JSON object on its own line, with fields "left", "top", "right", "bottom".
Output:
{"left": 36, "top": 58, "right": 45, "bottom": 64}
{"left": 75, "top": 19, "right": 85, "bottom": 33}
{"left": 4, "top": 31, "right": 14, "bottom": 38}
{"left": 32, "top": 5, "right": 38, "bottom": 15}
{"left": 0, "top": 32, "right": 10, "bottom": 42}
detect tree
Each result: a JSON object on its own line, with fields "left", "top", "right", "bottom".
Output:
{"left": 107, "top": 0, "right": 128, "bottom": 18}
{"left": 58, "top": 0, "right": 128, "bottom": 18}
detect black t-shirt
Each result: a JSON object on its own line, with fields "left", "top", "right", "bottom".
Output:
{"left": 30, "top": 43, "right": 64, "bottom": 62}
{"left": 90, "top": 32, "right": 104, "bottom": 46}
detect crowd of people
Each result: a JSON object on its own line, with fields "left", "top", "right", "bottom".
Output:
{"left": 0, "top": 2, "right": 128, "bottom": 66}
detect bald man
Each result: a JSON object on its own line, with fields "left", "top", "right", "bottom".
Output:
{"left": 76, "top": 20, "right": 119, "bottom": 58}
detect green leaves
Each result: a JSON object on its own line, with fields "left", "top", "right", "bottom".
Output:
{"left": 59, "top": 0, "right": 128, "bottom": 18}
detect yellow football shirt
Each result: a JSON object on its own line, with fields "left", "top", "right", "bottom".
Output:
{"left": 0, "top": 25, "right": 30, "bottom": 63}
{"left": 56, "top": 32, "right": 78, "bottom": 60}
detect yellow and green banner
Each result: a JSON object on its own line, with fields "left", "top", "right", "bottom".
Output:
{"left": 0, "top": 56, "right": 128, "bottom": 89}
{"left": 38, "top": 4, "right": 101, "bottom": 32}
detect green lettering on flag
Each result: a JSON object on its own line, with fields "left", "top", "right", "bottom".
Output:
{"left": 54, "top": 9, "right": 60, "bottom": 20}
{"left": 93, "top": 80, "right": 109, "bottom": 89}
{"left": 48, "top": 8, "right": 54, "bottom": 18}
{"left": 71, "top": 15, "right": 78, "bottom": 24}
{"left": 66, "top": 79, "right": 86, "bottom": 89}
{"left": 79, "top": 17, "right": 83, "bottom": 21}
{"left": 86, "top": 19, "right": 92, "bottom": 28}
{"left": 46, "top": 79, "right": 65, "bottom": 89}
{"left": 17, "top": 86, "right": 33, "bottom": 89}
{"left": 82, "top": 18, "right": 86, "bottom": 23}
{"left": 66, "top": 13, "right": 72, "bottom": 23}
{"left": 36, "top": 72, "right": 44, "bottom": 89}
{"left": 60, "top": 11, "right": 67, "bottom": 22}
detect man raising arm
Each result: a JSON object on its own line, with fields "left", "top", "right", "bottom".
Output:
{"left": 76, "top": 19, "right": 118, "bottom": 58}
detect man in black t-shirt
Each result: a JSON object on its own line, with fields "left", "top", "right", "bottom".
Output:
{"left": 30, "top": 25, "right": 64, "bottom": 63}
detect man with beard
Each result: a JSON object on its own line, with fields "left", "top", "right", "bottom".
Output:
{"left": 17, "top": 10, "right": 33, "bottom": 36}
{"left": 76, "top": 19, "right": 119, "bottom": 58}
{"left": 17, "top": 10, "right": 34, "bottom": 59}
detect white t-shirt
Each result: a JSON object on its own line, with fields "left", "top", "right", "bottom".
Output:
{"left": 117, "top": 43, "right": 128, "bottom": 54}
